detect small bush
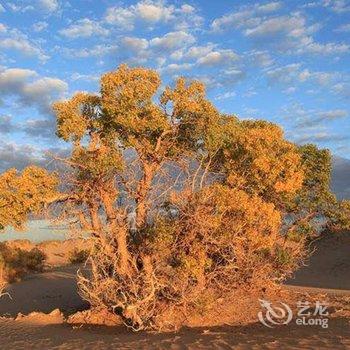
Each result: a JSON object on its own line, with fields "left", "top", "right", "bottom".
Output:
{"left": 0, "top": 243, "right": 46, "bottom": 283}
{"left": 21, "top": 248, "right": 46, "bottom": 271}
{"left": 69, "top": 248, "right": 90, "bottom": 264}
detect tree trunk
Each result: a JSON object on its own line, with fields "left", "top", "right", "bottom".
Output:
{"left": 101, "top": 189, "right": 131, "bottom": 275}
{"left": 135, "top": 162, "right": 155, "bottom": 229}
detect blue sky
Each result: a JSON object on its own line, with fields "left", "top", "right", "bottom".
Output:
{"left": 0, "top": 0, "right": 349, "bottom": 172}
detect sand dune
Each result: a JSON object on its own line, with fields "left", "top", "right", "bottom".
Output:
{"left": 332, "top": 156, "right": 350, "bottom": 200}
{"left": 287, "top": 231, "right": 350, "bottom": 291}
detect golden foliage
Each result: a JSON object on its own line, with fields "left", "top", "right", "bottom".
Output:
{"left": 53, "top": 92, "right": 100, "bottom": 142}
{"left": 218, "top": 119, "right": 304, "bottom": 203}
{"left": 0, "top": 166, "right": 58, "bottom": 230}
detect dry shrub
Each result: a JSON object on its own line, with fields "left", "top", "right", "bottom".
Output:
{"left": 78, "top": 184, "right": 306, "bottom": 330}
{"left": 69, "top": 248, "right": 90, "bottom": 264}
{"left": 0, "top": 243, "right": 46, "bottom": 283}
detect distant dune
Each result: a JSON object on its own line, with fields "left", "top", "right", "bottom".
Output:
{"left": 332, "top": 156, "right": 350, "bottom": 200}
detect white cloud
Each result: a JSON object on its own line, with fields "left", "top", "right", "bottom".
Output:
{"left": 0, "top": 140, "right": 70, "bottom": 172}
{"left": 137, "top": 2, "right": 174, "bottom": 22}
{"left": 211, "top": 2, "right": 282, "bottom": 32}
{"left": 150, "top": 31, "right": 195, "bottom": 50}
{"left": 285, "top": 103, "right": 348, "bottom": 129}
{"left": 282, "top": 86, "right": 297, "bottom": 94}
{"left": 173, "top": 4, "right": 203, "bottom": 30}
{"left": 7, "top": 3, "right": 33, "bottom": 12}
{"left": 299, "top": 41, "right": 349, "bottom": 54}
{"left": 0, "top": 23, "right": 7, "bottom": 32}
{"left": 160, "top": 62, "right": 194, "bottom": 74}
{"left": 266, "top": 63, "right": 340, "bottom": 86}
{"left": 32, "top": 21, "right": 48, "bottom": 32}
{"left": 244, "top": 15, "right": 305, "bottom": 37}
{"left": 295, "top": 132, "right": 349, "bottom": 144}
{"left": 22, "top": 77, "right": 67, "bottom": 110}
{"left": 37, "top": 0, "right": 59, "bottom": 13}
{"left": 246, "top": 50, "right": 274, "bottom": 67}
{"left": 105, "top": 1, "right": 203, "bottom": 31}
{"left": 246, "top": 14, "right": 349, "bottom": 54}
{"left": 104, "top": 1, "right": 175, "bottom": 30}
{"left": 0, "top": 26, "right": 48, "bottom": 61}
{"left": 322, "top": 0, "right": 350, "bottom": 13}
{"left": 70, "top": 73, "right": 100, "bottom": 82}
{"left": 212, "top": 6, "right": 348, "bottom": 55}
{"left": 299, "top": 69, "right": 338, "bottom": 85}
{"left": 335, "top": 23, "right": 350, "bottom": 32}
{"left": 215, "top": 91, "right": 236, "bottom": 100}
{"left": 59, "top": 19, "right": 109, "bottom": 39}
{"left": 0, "top": 115, "right": 15, "bottom": 134}
{"left": 296, "top": 0, "right": 350, "bottom": 13}
{"left": 258, "top": 1, "right": 282, "bottom": 12}
{"left": 266, "top": 63, "right": 341, "bottom": 86}
{"left": 121, "top": 36, "right": 149, "bottom": 51}
{"left": 197, "top": 49, "right": 239, "bottom": 66}
{"left": 21, "top": 118, "right": 56, "bottom": 139}
{"left": 2, "top": 38, "right": 39, "bottom": 56}
{"left": 7, "top": 0, "right": 59, "bottom": 14}
{"left": 180, "top": 4, "right": 195, "bottom": 14}
{"left": 332, "top": 82, "right": 350, "bottom": 98}
{"left": 0, "top": 68, "right": 37, "bottom": 91}
{"left": 105, "top": 7, "right": 136, "bottom": 31}
{"left": 267, "top": 63, "right": 304, "bottom": 83}
{"left": 0, "top": 4, "right": 5, "bottom": 12}
{"left": 0, "top": 38, "right": 49, "bottom": 61}
{"left": 0, "top": 68, "right": 67, "bottom": 114}
{"left": 0, "top": 141, "right": 43, "bottom": 172}
{"left": 185, "top": 44, "right": 216, "bottom": 59}
{"left": 315, "top": 109, "right": 348, "bottom": 122}
{"left": 243, "top": 88, "right": 257, "bottom": 97}
{"left": 59, "top": 44, "right": 118, "bottom": 58}
{"left": 170, "top": 44, "right": 216, "bottom": 61}
{"left": 221, "top": 68, "right": 246, "bottom": 84}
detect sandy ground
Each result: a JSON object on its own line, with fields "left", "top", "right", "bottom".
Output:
{"left": 0, "top": 265, "right": 88, "bottom": 317}
{"left": 0, "top": 231, "right": 349, "bottom": 349}
{"left": 0, "top": 316, "right": 349, "bottom": 349}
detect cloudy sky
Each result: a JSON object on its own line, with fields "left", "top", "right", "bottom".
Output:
{"left": 0, "top": 0, "right": 349, "bottom": 172}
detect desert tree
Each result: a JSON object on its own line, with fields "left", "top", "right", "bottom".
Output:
{"left": 0, "top": 64, "right": 348, "bottom": 327}
{"left": 50, "top": 65, "right": 309, "bottom": 329}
